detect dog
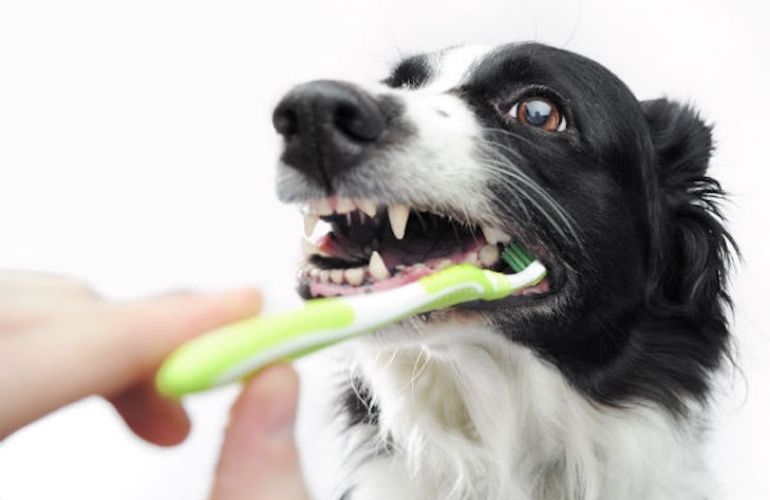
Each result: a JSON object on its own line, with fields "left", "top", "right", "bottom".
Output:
{"left": 271, "top": 42, "right": 734, "bottom": 500}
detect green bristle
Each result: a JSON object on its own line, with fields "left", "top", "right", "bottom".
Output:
{"left": 501, "top": 241, "right": 534, "bottom": 273}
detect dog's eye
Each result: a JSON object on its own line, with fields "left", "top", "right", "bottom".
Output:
{"left": 510, "top": 97, "right": 566, "bottom": 132}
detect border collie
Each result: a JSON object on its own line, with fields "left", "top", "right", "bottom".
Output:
{"left": 272, "top": 42, "right": 734, "bottom": 500}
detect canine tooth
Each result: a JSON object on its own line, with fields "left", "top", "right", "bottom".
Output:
{"left": 357, "top": 199, "right": 378, "bottom": 217}
{"left": 437, "top": 259, "right": 453, "bottom": 270}
{"left": 368, "top": 251, "right": 390, "bottom": 281}
{"left": 336, "top": 198, "right": 355, "bottom": 214}
{"left": 387, "top": 204, "right": 410, "bottom": 240}
{"left": 309, "top": 268, "right": 321, "bottom": 279}
{"left": 479, "top": 244, "right": 500, "bottom": 266}
{"left": 481, "top": 226, "right": 511, "bottom": 245}
{"left": 315, "top": 198, "right": 333, "bottom": 216}
{"left": 300, "top": 239, "right": 320, "bottom": 257}
{"left": 344, "top": 267, "right": 365, "bottom": 286}
{"left": 330, "top": 269, "right": 344, "bottom": 284}
{"left": 303, "top": 213, "right": 319, "bottom": 237}
{"left": 464, "top": 252, "right": 479, "bottom": 265}
{"left": 319, "top": 270, "right": 330, "bottom": 283}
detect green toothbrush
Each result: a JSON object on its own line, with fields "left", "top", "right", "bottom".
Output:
{"left": 155, "top": 242, "right": 545, "bottom": 398}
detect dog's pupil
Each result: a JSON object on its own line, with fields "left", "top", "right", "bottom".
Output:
{"left": 525, "top": 99, "right": 552, "bottom": 126}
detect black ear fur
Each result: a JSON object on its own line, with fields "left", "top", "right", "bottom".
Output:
{"left": 642, "top": 99, "right": 735, "bottom": 317}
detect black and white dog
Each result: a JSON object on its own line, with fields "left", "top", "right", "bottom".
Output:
{"left": 272, "top": 43, "right": 734, "bottom": 500}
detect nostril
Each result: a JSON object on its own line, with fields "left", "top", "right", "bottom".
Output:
{"left": 273, "top": 106, "right": 299, "bottom": 138}
{"left": 333, "top": 102, "right": 384, "bottom": 142}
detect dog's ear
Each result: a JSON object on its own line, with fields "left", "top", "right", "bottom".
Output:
{"left": 641, "top": 98, "right": 734, "bottom": 315}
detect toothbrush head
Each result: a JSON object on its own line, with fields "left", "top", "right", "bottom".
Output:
{"left": 501, "top": 241, "right": 535, "bottom": 273}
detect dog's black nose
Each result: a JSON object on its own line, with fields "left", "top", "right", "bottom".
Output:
{"left": 273, "top": 80, "right": 386, "bottom": 188}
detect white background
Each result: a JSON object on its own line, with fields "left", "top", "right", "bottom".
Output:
{"left": 1, "top": 1, "right": 768, "bottom": 498}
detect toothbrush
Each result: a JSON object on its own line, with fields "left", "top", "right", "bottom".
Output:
{"left": 155, "top": 242, "right": 546, "bottom": 398}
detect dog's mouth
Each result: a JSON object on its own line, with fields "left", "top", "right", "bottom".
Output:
{"left": 297, "top": 197, "right": 552, "bottom": 300}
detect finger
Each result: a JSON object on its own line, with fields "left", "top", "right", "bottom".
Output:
{"left": 109, "top": 380, "right": 191, "bottom": 446}
{"left": 0, "top": 271, "right": 87, "bottom": 293}
{"left": 210, "top": 364, "right": 310, "bottom": 500}
{"left": 98, "top": 288, "right": 262, "bottom": 395}
{"left": 0, "top": 271, "right": 95, "bottom": 298}
{"left": 0, "top": 272, "right": 97, "bottom": 330}
{"left": 0, "top": 289, "right": 261, "bottom": 438}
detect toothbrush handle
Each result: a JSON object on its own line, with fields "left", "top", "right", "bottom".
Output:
{"left": 156, "top": 266, "right": 496, "bottom": 398}
{"left": 155, "top": 263, "right": 549, "bottom": 398}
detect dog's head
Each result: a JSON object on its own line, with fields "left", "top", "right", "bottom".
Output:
{"left": 272, "top": 43, "right": 733, "bottom": 413}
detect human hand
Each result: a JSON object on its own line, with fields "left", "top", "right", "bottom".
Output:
{"left": 0, "top": 272, "right": 311, "bottom": 499}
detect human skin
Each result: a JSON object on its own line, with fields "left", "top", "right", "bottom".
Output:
{"left": 0, "top": 272, "right": 310, "bottom": 499}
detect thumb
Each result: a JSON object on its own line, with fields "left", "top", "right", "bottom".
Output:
{"left": 211, "top": 363, "right": 311, "bottom": 500}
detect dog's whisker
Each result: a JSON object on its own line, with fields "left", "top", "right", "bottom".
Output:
{"left": 476, "top": 145, "right": 583, "bottom": 247}
{"left": 478, "top": 156, "right": 572, "bottom": 242}
{"left": 476, "top": 143, "right": 580, "bottom": 242}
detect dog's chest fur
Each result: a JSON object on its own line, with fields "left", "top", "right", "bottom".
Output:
{"left": 337, "top": 324, "right": 713, "bottom": 500}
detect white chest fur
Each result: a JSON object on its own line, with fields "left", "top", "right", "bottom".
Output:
{"left": 338, "top": 322, "right": 714, "bottom": 500}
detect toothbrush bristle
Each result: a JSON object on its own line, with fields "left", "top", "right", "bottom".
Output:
{"left": 501, "top": 241, "right": 534, "bottom": 272}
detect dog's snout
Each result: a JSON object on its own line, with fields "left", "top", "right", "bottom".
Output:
{"left": 273, "top": 80, "right": 386, "bottom": 187}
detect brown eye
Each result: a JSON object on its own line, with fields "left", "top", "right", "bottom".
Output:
{"left": 510, "top": 97, "right": 566, "bottom": 132}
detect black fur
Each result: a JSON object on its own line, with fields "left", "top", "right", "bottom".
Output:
{"left": 339, "top": 377, "right": 380, "bottom": 428}
{"left": 383, "top": 54, "right": 433, "bottom": 88}
{"left": 457, "top": 44, "right": 735, "bottom": 416}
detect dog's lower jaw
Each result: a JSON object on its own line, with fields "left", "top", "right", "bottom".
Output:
{"left": 337, "top": 324, "right": 715, "bottom": 500}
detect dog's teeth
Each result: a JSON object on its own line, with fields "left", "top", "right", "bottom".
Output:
{"left": 319, "top": 270, "right": 330, "bottom": 283}
{"left": 357, "top": 199, "right": 378, "bottom": 218}
{"left": 481, "top": 226, "right": 511, "bottom": 245}
{"left": 368, "top": 251, "right": 390, "bottom": 281}
{"left": 300, "top": 239, "right": 321, "bottom": 258}
{"left": 330, "top": 269, "right": 344, "bottom": 285}
{"left": 336, "top": 198, "right": 355, "bottom": 214}
{"left": 387, "top": 204, "right": 410, "bottom": 240}
{"left": 344, "top": 267, "right": 365, "bottom": 286}
{"left": 437, "top": 259, "right": 453, "bottom": 270}
{"left": 309, "top": 268, "right": 321, "bottom": 279}
{"left": 311, "top": 198, "right": 331, "bottom": 216}
{"left": 479, "top": 244, "right": 500, "bottom": 266}
{"left": 303, "top": 213, "right": 319, "bottom": 237}
{"left": 464, "top": 252, "right": 479, "bottom": 265}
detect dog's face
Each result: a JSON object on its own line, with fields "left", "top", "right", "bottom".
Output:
{"left": 273, "top": 43, "right": 731, "bottom": 411}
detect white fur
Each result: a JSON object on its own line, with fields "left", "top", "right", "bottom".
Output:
{"left": 421, "top": 45, "right": 492, "bottom": 93}
{"left": 337, "top": 320, "right": 714, "bottom": 500}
